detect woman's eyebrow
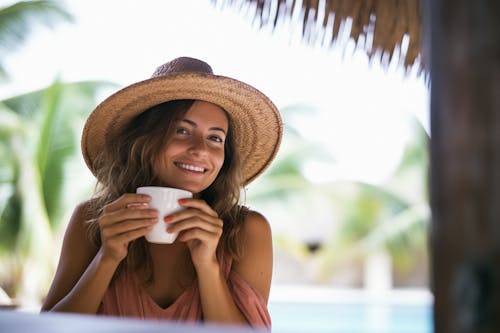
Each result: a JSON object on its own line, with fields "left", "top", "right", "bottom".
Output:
{"left": 181, "top": 119, "right": 227, "bottom": 134}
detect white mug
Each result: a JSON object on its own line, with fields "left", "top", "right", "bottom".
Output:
{"left": 136, "top": 186, "right": 192, "bottom": 244}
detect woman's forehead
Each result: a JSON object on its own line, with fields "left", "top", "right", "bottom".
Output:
{"left": 182, "top": 100, "right": 229, "bottom": 131}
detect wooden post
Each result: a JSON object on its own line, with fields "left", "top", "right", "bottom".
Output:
{"left": 424, "top": 0, "right": 500, "bottom": 332}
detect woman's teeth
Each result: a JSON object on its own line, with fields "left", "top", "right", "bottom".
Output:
{"left": 177, "top": 163, "right": 205, "bottom": 172}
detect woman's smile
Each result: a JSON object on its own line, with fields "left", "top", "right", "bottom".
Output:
{"left": 154, "top": 100, "right": 228, "bottom": 193}
{"left": 174, "top": 162, "right": 207, "bottom": 173}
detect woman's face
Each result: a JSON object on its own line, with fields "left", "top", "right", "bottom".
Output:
{"left": 154, "top": 100, "right": 229, "bottom": 193}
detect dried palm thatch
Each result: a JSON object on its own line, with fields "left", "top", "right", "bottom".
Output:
{"left": 213, "top": 0, "right": 422, "bottom": 72}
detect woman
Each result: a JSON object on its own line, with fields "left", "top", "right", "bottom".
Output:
{"left": 41, "top": 57, "right": 282, "bottom": 328}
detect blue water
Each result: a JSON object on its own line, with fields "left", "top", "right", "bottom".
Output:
{"left": 269, "top": 301, "right": 432, "bottom": 333}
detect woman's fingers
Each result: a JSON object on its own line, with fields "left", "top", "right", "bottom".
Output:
{"left": 166, "top": 199, "right": 223, "bottom": 267}
{"left": 165, "top": 198, "right": 222, "bottom": 228}
{"left": 100, "top": 206, "right": 157, "bottom": 227}
{"left": 166, "top": 211, "right": 223, "bottom": 247}
{"left": 166, "top": 213, "right": 222, "bottom": 235}
{"left": 100, "top": 204, "right": 158, "bottom": 245}
{"left": 100, "top": 216, "right": 157, "bottom": 238}
{"left": 162, "top": 199, "right": 223, "bottom": 241}
{"left": 106, "top": 223, "right": 154, "bottom": 245}
{"left": 97, "top": 193, "right": 158, "bottom": 262}
{"left": 177, "top": 227, "right": 222, "bottom": 243}
{"left": 102, "top": 193, "right": 151, "bottom": 214}
{"left": 177, "top": 198, "right": 218, "bottom": 217}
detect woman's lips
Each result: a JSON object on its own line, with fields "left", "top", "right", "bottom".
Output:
{"left": 174, "top": 162, "right": 206, "bottom": 173}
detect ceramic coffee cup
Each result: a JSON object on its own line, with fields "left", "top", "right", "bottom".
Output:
{"left": 136, "top": 186, "right": 192, "bottom": 244}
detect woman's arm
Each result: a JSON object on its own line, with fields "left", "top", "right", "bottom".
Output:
{"left": 198, "top": 211, "right": 273, "bottom": 325}
{"left": 231, "top": 211, "right": 273, "bottom": 303}
{"left": 168, "top": 202, "right": 272, "bottom": 325}
{"left": 42, "top": 194, "right": 156, "bottom": 313}
{"left": 41, "top": 201, "right": 112, "bottom": 313}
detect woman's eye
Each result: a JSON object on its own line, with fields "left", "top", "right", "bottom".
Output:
{"left": 176, "top": 127, "right": 189, "bottom": 135}
{"left": 209, "top": 135, "right": 224, "bottom": 143}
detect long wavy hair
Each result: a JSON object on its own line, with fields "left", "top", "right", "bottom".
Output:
{"left": 86, "top": 99, "right": 247, "bottom": 283}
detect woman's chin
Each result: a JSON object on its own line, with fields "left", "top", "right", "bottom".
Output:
{"left": 172, "top": 183, "right": 205, "bottom": 195}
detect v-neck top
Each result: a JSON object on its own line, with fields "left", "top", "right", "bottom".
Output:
{"left": 97, "top": 254, "right": 271, "bottom": 328}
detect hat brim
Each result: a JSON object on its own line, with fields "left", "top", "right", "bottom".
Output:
{"left": 81, "top": 72, "right": 283, "bottom": 185}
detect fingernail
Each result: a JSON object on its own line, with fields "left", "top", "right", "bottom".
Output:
{"left": 164, "top": 216, "right": 173, "bottom": 222}
{"left": 178, "top": 199, "right": 186, "bottom": 204}
{"left": 127, "top": 203, "right": 149, "bottom": 209}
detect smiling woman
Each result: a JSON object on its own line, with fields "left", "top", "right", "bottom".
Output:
{"left": 1, "top": 0, "right": 431, "bottom": 320}
{"left": 153, "top": 101, "right": 228, "bottom": 193}
{"left": 40, "top": 56, "right": 283, "bottom": 329}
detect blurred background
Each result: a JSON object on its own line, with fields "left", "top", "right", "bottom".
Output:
{"left": 0, "top": 0, "right": 431, "bottom": 331}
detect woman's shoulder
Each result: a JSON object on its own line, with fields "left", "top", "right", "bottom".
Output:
{"left": 241, "top": 209, "right": 271, "bottom": 234}
{"left": 71, "top": 198, "right": 97, "bottom": 223}
{"left": 64, "top": 199, "right": 99, "bottom": 246}
{"left": 231, "top": 209, "right": 273, "bottom": 302}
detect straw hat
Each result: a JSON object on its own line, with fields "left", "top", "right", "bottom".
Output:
{"left": 81, "top": 56, "right": 283, "bottom": 185}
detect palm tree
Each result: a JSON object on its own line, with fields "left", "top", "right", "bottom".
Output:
{"left": 0, "top": 1, "right": 113, "bottom": 306}
{"left": 308, "top": 115, "right": 430, "bottom": 286}
{"left": 247, "top": 104, "right": 333, "bottom": 199}
{"left": 247, "top": 103, "right": 430, "bottom": 287}
{"left": 0, "top": 0, "right": 73, "bottom": 79}
{"left": 0, "top": 80, "right": 115, "bottom": 305}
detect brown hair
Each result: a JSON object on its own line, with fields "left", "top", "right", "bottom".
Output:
{"left": 86, "top": 99, "right": 247, "bottom": 283}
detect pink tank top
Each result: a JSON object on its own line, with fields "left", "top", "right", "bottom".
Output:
{"left": 98, "top": 254, "right": 271, "bottom": 328}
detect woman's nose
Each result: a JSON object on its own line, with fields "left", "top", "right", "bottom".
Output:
{"left": 188, "top": 135, "right": 208, "bottom": 154}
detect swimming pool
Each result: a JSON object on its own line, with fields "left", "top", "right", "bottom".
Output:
{"left": 268, "top": 286, "right": 432, "bottom": 333}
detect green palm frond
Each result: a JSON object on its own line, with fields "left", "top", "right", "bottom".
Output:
{"left": 0, "top": 0, "right": 72, "bottom": 52}
{"left": 0, "top": 190, "right": 21, "bottom": 252}
{"left": 250, "top": 104, "right": 430, "bottom": 285}
{"left": 0, "top": 0, "right": 73, "bottom": 78}
{"left": 309, "top": 116, "right": 430, "bottom": 282}
{"left": 2, "top": 80, "right": 113, "bottom": 116}
{"left": 314, "top": 203, "right": 430, "bottom": 282}
{"left": 0, "top": 79, "right": 112, "bottom": 300}
{"left": 0, "top": 79, "right": 114, "bottom": 241}
{"left": 248, "top": 103, "right": 336, "bottom": 201}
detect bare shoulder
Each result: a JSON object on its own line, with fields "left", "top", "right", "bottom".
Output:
{"left": 73, "top": 198, "right": 96, "bottom": 221}
{"left": 64, "top": 199, "right": 98, "bottom": 251}
{"left": 240, "top": 209, "right": 272, "bottom": 239}
{"left": 233, "top": 209, "right": 273, "bottom": 301}
{"left": 41, "top": 199, "right": 99, "bottom": 310}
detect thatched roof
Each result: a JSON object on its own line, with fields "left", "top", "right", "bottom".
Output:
{"left": 214, "top": 0, "right": 422, "bottom": 72}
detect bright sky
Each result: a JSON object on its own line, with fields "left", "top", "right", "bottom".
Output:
{"left": 3, "top": 0, "right": 429, "bottom": 185}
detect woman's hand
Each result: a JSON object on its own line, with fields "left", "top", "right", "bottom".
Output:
{"left": 165, "top": 198, "right": 223, "bottom": 269}
{"left": 98, "top": 194, "right": 157, "bottom": 263}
